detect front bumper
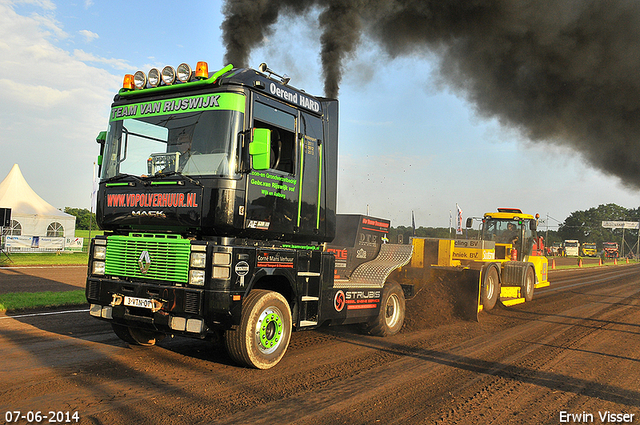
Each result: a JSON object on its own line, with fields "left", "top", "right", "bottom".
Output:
{"left": 86, "top": 277, "right": 238, "bottom": 335}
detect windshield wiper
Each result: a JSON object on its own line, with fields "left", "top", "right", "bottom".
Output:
{"left": 155, "top": 170, "right": 202, "bottom": 187}
{"left": 105, "top": 173, "right": 147, "bottom": 184}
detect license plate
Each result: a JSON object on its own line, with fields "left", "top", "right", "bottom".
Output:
{"left": 124, "top": 296, "right": 154, "bottom": 309}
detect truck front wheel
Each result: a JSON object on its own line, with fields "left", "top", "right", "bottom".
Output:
{"left": 225, "top": 290, "right": 292, "bottom": 369}
{"left": 481, "top": 266, "right": 500, "bottom": 311}
{"left": 522, "top": 267, "right": 535, "bottom": 302}
{"left": 365, "top": 281, "right": 406, "bottom": 337}
{"left": 111, "top": 323, "right": 136, "bottom": 344}
{"left": 111, "top": 323, "right": 165, "bottom": 346}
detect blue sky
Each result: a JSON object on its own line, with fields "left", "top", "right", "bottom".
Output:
{"left": 1, "top": 0, "right": 639, "bottom": 230}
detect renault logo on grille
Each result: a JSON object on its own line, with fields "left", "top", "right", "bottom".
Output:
{"left": 138, "top": 250, "right": 151, "bottom": 273}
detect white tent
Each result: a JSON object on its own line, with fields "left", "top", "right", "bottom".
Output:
{"left": 0, "top": 164, "right": 76, "bottom": 239}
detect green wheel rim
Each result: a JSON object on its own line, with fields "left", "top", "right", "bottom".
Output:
{"left": 255, "top": 307, "right": 284, "bottom": 355}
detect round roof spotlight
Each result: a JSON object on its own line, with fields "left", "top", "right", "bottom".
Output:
{"left": 133, "top": 71, "right": 147, "bottom": 89}
{"left": 148, "top": 68, "right": 161, "bottom": 87}
{"left": 162, "top": 65, "right": 176, "bottom": 85}
{"left": 177, "top": 63, "right": 192, "bottom": 83}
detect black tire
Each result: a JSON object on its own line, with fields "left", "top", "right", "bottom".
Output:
{"left": 111, "top": 323, "right": 164, "bottom": 346}
{"left": 481, "top": 266, "right": 500, "bottom": 311}
{"left": 129, "top": 327, "right": 165, "bottom": 346}
{"left": 225, "top": 290, "right": 292, "bottom": 369}
{"left": 522, "top": 266, "right": 535, "bottom": 302}
{"left": 365, "top": 281, "right": 406, "bottom": 337}
{"left": 111, "top": 323, "right": 136, "bottom": 344}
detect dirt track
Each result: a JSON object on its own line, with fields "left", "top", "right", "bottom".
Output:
{"left": 0, "top": 264, "right": 639, "bottom": 424}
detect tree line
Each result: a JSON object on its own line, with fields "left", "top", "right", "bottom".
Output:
{"left": 64, "top": 207, "right": 98, "bottom": 230}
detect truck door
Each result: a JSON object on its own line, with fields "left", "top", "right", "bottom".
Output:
{"left": 245, "top": 96, "right": 298, "bottom": 236}
{"left": 297, "top": 112, "right": 324, "bottom": 236}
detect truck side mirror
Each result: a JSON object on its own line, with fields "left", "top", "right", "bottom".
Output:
{"left": 530, "top": 220, "right": 537, "bottom": 231}
{"left": 465, "top": 217, "right": 473, "bottom": 228}
{"left": 249, "top": 128, "right": 271, "bottom": 170}
{"left": 96, "top": 131, "right": 107, "bottom": 175}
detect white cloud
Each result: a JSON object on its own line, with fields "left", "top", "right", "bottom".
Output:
{"left": 79, "top": 29, "right": 98, "bottom": 43}
{"left": 73, "top": 49, "right": 130, "bottom": 70}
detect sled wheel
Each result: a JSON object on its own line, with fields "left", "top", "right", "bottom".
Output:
{"left": 225, "top": 290, "right": 292, "bottom": 369}
{"left": 365, "top": 281, "right": 405, "bottom": 337}
{"left": 481, "top": 266, "right": 500, "bottom": 311}
{"left": 522, "top": 267, "right": 535, "bottom": 302}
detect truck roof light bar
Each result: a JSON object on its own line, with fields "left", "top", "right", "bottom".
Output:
{"left": 119, "top": 62, "right": 232, "bottom": 96}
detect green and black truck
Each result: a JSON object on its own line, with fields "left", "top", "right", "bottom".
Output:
{"left": 85, "top": 61, "right": 413, "bottom": 369}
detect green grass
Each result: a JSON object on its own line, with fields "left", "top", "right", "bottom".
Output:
{"left": 75, "top": 229, "right": 103, "bottom": 239}
{"left": 0, "top": 290, "right": 87, "bottom": 312}
{"left": 0, "top": 252, "right": 89, "bottom": 267}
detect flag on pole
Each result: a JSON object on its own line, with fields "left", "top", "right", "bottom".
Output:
{"left": 91, "top": 162, "right": 98, "bottom": 213}
{"left": 456, "top": 203, "right": 463, "bottom": 235}
{"left": 411, "top": 211, "right": 416, "bottom": 237}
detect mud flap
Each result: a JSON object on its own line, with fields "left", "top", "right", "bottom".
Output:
{"left": 457, "top": 269, "right": 481, "bottom": 321}
{"left": 429, "top": 268, "right": 481, "bottom": 322}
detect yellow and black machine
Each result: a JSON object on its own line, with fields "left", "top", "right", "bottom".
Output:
{"left": 398, "top": 208, "right": 550, "bottom": 320}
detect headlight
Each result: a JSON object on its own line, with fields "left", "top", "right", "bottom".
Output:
{"left": 213, "top": 252, "right": 231, "bottom": 266}
{"left": 177, "top": 63, "right": 192, "bottom": 82}
{"left": 148, "top": 68, "right": 160, "bottom": 87}
{"left": 133, "top": 70, "right": 147, "bottom": 89}
{"left": 162, "top": 66, "right": 176, "bottom": 85}
{"left": 92, "top": 261, "right": 105, "bottom": 275}
{"left": 213, "top": 266, "right": 230, "bottom": 280}
{"left": 190, "top": 252, "right": 206, "bottom": 268}
{"left": 189, "top": 270, "right": 205, "bottom": 286}
{"left": 93, "top": 245, "right": 106, "bottom": 260}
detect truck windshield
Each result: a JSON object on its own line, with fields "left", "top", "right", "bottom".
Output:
{"left": 101, "top": 109, "right": 243, "bottom": 180}
{"left": 482, "top": 219, "right": 523, "bottom": 244}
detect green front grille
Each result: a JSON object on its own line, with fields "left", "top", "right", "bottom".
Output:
{"left": 105, "top": 233, "right": 191, "bottom": 283}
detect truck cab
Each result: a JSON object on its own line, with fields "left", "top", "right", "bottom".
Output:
{"left": 582, "top": 243, "right": 597, "bottom": 257}
{"left": 86, "top": 61, "right": 411, "bottom": 370}
{"left": 563, "top": 240, "right": 580, "bottom": 257}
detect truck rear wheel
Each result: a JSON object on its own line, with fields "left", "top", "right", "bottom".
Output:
{"left": 481, "top": 266, "right": 500, "bottom": 311}
{"left": 522, "top": 267, "right": 535, "bottom": 302}
{"left": 225, "top": 290, "right": 292, "bottom": 369}
{"left": 365, "top": 281, "right": 405, "bottom": 337}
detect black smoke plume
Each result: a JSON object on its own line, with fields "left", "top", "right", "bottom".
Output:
{"left": 221, "top": 0, "right": 640, "bottom": 190}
